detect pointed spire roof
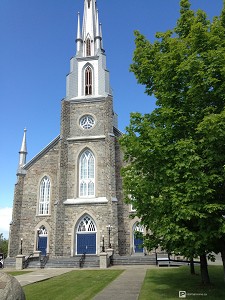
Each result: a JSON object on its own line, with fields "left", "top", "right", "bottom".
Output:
{"left": 67, "top": 0, "right": 111, "bottom": 99}
{"left": 20, "top": 128, "right": 27, "bottom": 154}
{"left": 76, "top": 12, "right": 82, "bottom": 55}
{"left": 76, "top": 0, "right": 103, "bottom": 57}
{"left": 99, "top": 22, "right": 104, "bottom": 50}
{"left": 17, "top": 128, "right": 27, "bottom": 175}
{"left": 76, "top": 12, "right": 82, "bottom": 40}
{"left": 82, "top": 0, "right": 97, "bottom": 41}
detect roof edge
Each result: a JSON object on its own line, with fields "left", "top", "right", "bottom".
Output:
{"left": 23, "top": 135, "right": 60, "bottom": 170}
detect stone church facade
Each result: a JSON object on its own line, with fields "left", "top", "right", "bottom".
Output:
{"left": 8, "top": 0, "right": 144, "bottom": 259}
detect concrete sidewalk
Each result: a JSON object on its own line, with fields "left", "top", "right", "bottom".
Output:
{"left": 93, "top": 266, "right": 149, "bottom": 300}
{"left": 14, "top": 268, "right": 73, "bottom": 286}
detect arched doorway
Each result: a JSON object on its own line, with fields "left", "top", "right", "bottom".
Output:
{"left": 76, "top": 215, "right": 97, "bottom": 255}
{"left": 133, "top": 223, "right": 144, "bottom": 253}
{"left": 37, "top": 226, "right": 48, "bottom": 255}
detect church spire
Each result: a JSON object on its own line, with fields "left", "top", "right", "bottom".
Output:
{"left": 17, "top": 128, "right": 27, "bottom": 175}
{"left": 76, "top": 0, "right": 103, "bottom": 57}
{"left": 76, "top": 12, "right": 82, "bottom": 55}
{"left": 95, "top": 9, "right": 101, "bottom": 51}
{"left": 66, "top": 0, "right": 111, "bottom": 99}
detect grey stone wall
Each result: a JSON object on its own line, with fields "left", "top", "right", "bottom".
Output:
{"left": 10, "top": 95, "right": 133, "bottom": 258}
{"left": 9, "top": 141, "right": 60, "bottom": 257}
{"left": 8, "top": 176, "right": 25, "bottom": 257}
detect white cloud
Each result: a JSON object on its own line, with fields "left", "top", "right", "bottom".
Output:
{"left": 0, "top": 207, "right": 12, "bottom": 239}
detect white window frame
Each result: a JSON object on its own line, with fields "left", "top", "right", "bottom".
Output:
{"left": 39, "top": 176, "right": 51, "bottom": 215}
{"left": 85, "top": 66, "right": 93, "bottom": 96}
{"left": 79, "top": 150, "right": 95, "bottom": 198}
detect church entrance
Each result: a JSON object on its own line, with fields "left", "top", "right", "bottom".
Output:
{"left": 37, "top": 226, "right": 48, "bottom": 255}
{"left": 133, "top": 223, "right": 144, "bottom": 253}
{"left": 76, "top": 215, "right": 97, "bottom": 255}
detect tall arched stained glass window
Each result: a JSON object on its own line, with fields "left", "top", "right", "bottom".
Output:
{"left": 39, "top": 176, "right": 50, "bottom": 215}
{"left": 79, "top": 150, "right": 95, "bottom": 197}
{"left": 85, "top": 66, "right": 92, "bottom": 96}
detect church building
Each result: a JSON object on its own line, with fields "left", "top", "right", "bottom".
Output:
{"left": 8, "top": 0, "right": 144, "bottom": 259}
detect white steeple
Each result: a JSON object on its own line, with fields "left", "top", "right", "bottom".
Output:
{"left": 67, "top": 0, "right": 111, "bottom": 100}
{"left": 79, "top": 0, "right": 102, "bottom": 57}
{"left": 17, "top": 128, "right": 27, "bottom": 175}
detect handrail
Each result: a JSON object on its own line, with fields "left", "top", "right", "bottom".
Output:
{"left": 79, "top": 253, "right": 86, "bottom": 268}
{"left": 40, "top": 253, "right": 49, "bottom": 269}
{"left": 23, "top": 253, "right": 34, "bottom": 269}
{"left": 156, "top": 253, "right": 200, "bottom": 266}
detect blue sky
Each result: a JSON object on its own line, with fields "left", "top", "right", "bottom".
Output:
{"left": 0, "top": 0, "right": 223, "bottom": 238}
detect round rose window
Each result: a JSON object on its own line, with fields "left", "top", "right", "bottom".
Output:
{"left": 80, "top": 115, "right": 95, "bottom": 129}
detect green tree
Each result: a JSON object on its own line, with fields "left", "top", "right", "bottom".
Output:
{"left": 0, "top": 233, "right": 8, "bottom": 259}
{"left": 120, "top": 0, "right": 225, "bottom": 285}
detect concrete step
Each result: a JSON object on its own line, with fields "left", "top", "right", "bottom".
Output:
{"left": 44, "top": 256, "right": 99, "bottom": 269}
{"left": 112, "top": 255, "right": 156, "bottom": 266}
{"left": 3, "top": 258, "right": 16, "bottom": 268}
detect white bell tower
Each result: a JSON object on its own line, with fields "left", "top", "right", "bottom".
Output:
{"left": 66, "top": 0, "right": 112, "bottom": 100}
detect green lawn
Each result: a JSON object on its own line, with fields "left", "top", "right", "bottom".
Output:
{"left": 23, "top": 270, "right": 123, "bottom": 300}
{"left": 139, "top": 266, "right": 225, "bottom": 300}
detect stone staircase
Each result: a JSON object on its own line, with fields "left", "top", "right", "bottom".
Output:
{"left": 111, "top": 254, "right": 156, "bottom": 266}
{"left": 44, "top": 255, "right": 100, "bottom": 269}
{"left": 3, "top": 254, "right": 157, "bottom": 269}
{"left": 3, "top": 257, "right": 16, "bottom": 268}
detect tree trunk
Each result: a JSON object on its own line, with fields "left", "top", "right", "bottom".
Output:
{"left": 200, "top": 254, "right": 210, "bottom": 285}
{"left": 220, "top": 241, "right": 225, "bottom": 283}
{"left": 190, "top": 257, "right": 195, "bottom": 275}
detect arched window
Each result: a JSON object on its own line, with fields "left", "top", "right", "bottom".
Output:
{"left": 38, "top": 226, "right": 48, "bottom": 235}
{"left": 86, "top": 38, "right": 91, "bottom": 56}
{"left": 79, "top": 150, "right": 95, "bottom": 197}
{"left": 39, "top": 176, "right": 50, "bottom": 215}
{"left": 77, "top": 215, "right": 96, "bottom": 233}
{"left": 85, "top": 66, "right": 92, "bottom": 96}
{"left": 133, "top": 222, "right": 144, "bottom": 233}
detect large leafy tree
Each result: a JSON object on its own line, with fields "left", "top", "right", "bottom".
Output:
{"left": 120, "top": 0, "right": 225, "bottom": 284}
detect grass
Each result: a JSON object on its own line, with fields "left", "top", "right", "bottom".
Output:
{"left": 23, "top": 269, "right": 123, "bottom": 300}
{"left": 139, "top": 266, "right": 225, "bottom": 300}
{"left": 5, "top": 271, "right": 33, "bottom": 276}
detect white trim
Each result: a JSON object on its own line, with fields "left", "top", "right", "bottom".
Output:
{"left": 64, "top": 197, "right": 108, "bottom": 205}
{"left": 67, "top": 135, "right": 106, "bottom": 141}
{"left": 111, "top": 197, "right": 118, "bottom": 202}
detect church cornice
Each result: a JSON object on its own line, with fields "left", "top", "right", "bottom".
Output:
{"left": 77, "top": 56, "right": 99, "bottom": 62}
{"left": 64, "top": 197, "right": 109, "bottom": 205}
{"left": 67, "top": 95, "right": 113, "bottom": 103}
{"left": 67, "top": 135, "right": 106, "bottom": 142}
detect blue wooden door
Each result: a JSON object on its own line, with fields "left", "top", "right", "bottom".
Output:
{"left": 38, "top": 236, "right": 47, "bottom": 255}
{"left": 134, "top": 237, "right": 143, "bottom": 253}
{"left": 77, "top": 233, "right": 96, "bottom": 254}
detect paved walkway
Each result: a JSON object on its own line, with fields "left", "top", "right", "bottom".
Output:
{"left": 93, "top": 266, "right": 149, "bottom": 300}
{"left": 2, "top": 265, "right": 153, "bottom": 299}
